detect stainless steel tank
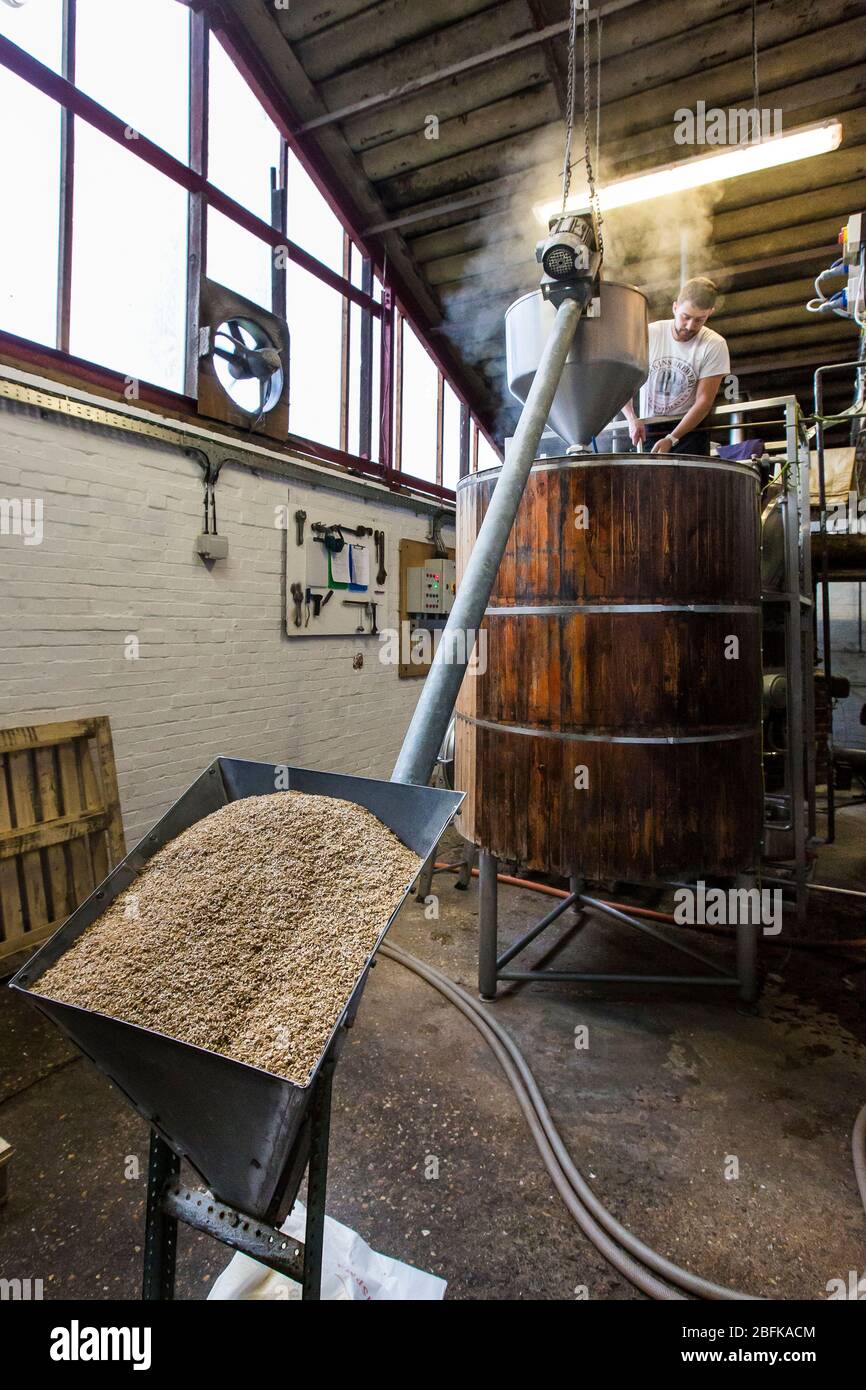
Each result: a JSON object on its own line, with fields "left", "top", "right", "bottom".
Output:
{"left": 506, "top": 282, "right": 649, "bottom": 448}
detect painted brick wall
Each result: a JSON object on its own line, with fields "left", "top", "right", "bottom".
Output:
{"left": 0, "top": 403, "right": 452, "bottom": 846}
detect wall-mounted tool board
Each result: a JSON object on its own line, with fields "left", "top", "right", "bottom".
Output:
{"left": 285, "top": 512, "right": 389, "bottom": 639}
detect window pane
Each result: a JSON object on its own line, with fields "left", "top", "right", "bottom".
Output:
{"left": 348, "top": 302, "right": 382, "bottom": 460}
{"left": 207, "top": 208, "right": 272, "bottom": 310}
{"left": 286, "top": 263, "right": 342, "bottom": 447}
{"left": 371, "top": 315, "right": 381, "bottom": 463}
{"left": 350, "top": 244, "right": 365, "bottom": 290}
{"left": 0, "top": 0, "right": 63, "bottom": 71}
{"left": 348, "top": 301, "right": 361, "bottom": 456}
{"left": 209, "top": 34, "right": 280, "bottom": 222}
{"left": 477, "top": 428, "right": 500, "bottom": 472}
{"left": 0, "top": 71, "right": 60, "bottom": 345}
{"left": 442, "top": 383, "right": 462, "bottom": 490}
{"left": 400, "top": 319, "right": 438, "bottom": 482}
{"left": 287, "top": 152, "right": 344, "bottom": 275}
{"left": 75, "top": 0, "right": 189, "bottom": 162}
{"left": 70, "top": 123, "right": 187, "bottom": 391}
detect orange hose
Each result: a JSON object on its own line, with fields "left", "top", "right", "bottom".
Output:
{"left": 434, "top": 861, "right": 676, "bottom": 921}
{"left": 431, "top": 861, "right": 866, "bottom": 952}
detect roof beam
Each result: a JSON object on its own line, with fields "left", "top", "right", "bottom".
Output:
{"left": 296, "top": 0, "right": 643, "bottom": 133}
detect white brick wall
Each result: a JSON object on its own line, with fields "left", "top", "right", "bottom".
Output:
{"left": 0, "top": 404, "right": 453, "bottom": 846}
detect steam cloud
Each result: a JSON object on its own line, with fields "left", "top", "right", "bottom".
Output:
{"left": 433, "top": 124, "right": 725, "bottom": 436}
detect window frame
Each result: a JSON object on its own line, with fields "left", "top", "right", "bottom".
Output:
{"left": 0, "top": 1, "right": 500, "bottom": 498}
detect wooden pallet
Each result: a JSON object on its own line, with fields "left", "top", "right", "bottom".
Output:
{"left": 0, "top": 717, "right": 126, "bottom": 964}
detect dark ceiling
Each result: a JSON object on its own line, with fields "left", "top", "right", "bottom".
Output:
{"left": 228, "top": 0, "right": 866, "bottom": 439}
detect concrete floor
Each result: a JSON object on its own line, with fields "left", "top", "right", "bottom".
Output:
{"left": 1, "top": 806, "right": 864, "bottom": 1301}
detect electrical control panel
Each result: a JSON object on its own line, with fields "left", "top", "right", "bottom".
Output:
{"left": 406, "top": 560, "right": 456, "bottom": 616}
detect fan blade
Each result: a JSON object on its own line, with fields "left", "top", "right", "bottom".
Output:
{"left": 213, "top": 344, "right": 254, "bottom": 380}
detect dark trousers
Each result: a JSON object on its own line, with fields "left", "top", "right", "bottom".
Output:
{"left": 643, "top": 423, "right": 711, "bottom": 456}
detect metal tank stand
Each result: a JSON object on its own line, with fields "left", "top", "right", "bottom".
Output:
{"left": 415, "top": 837, "right": 477, "bottom": 901}
{"left": 142, "top": 1058, "right": 336, "bottom": 1301}
{"left": 477, "top": 851, "right": 759, "bottom": 1005}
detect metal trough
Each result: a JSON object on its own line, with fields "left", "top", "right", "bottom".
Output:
{"left": 10, "top": 757, "right": 462, "bottom": 1222}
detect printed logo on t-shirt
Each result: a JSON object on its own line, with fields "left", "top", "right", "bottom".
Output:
{"left": 645, "top": 357, "right": 698, "bottom": 415}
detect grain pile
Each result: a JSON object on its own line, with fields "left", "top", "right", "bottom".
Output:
{"left": 38, "top": 791, "right": 420, "bottom": 1084}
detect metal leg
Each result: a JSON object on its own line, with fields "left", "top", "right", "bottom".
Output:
{"left": 415, "top": 847, "right": 437, "bottom": 903}
{"left": 142, "top": 1129, "right": 180, "bottom": 1301}
{"left": 569, "top": 875, "right": 584, "bottom": 915}
{"left": 455, "top": 838, "right": 477, "bottom": 890}
{"left": 302, "top": 1060, "right": 334, "bottom": 1301}
{"left": 478, "top": 850, "right": 499, "bottom": 999}
{"left": 735, "top": 875, "right": 760, "bottom": 1007}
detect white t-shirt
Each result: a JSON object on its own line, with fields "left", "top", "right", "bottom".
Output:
{"left": 639, "top": 321, "right": 729, "bottom": 420}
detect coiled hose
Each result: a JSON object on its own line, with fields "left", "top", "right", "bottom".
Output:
{"left": 381, "top": 940, "right": 866, "bottom": 1301}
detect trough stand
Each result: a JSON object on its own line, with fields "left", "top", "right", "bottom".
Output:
{"left": 142, "top": 1059, "right": 335, "bottom": 1302}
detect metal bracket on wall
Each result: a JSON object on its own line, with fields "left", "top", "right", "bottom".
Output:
{"left": 186, "top": 445, "right": 232, "bottom": 539}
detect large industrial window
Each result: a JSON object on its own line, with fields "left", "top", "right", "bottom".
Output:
{"left": 0, "top": 4, "right": 62, "bottom": 347}
{"left": 0, "top": 0, "right": 495, "bottom": 498}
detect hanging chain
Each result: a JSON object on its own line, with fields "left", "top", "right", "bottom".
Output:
{"left": 561, "top": 2, "right": 604, "bottom": 259}
{"left": 595, "top": 14, "right": 603, "bottom": 177}
{"left": 560, "top": 0, "right": 579, "bottom": 214}
{"left": 751, "top": 0, "right": 760, "bottom": 129}
{"left": 583, "top": 4, "right": 603, "bottom": 257}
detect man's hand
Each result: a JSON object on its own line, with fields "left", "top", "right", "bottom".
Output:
{"left": 650, "top": 435, "right": 675, "bottom": 455}
{"left": 628, "top": 418, "right": 647, "bottom": 446}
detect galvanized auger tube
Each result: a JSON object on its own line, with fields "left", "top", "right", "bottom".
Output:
{"left": 391, "top": 294, "right": 584, "bottom": 787}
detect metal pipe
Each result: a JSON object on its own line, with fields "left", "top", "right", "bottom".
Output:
{"left": 735, "top": 875, "right": 759, "bottom": 1006}
{"left": 813, "top": 364, "right": 835, "bottom": 840}
{"left": 578, "top": 894, "right": 735, "bottom": 978}
{"left": 498, "top": 971, "right": 738, "bottom": 986}
{"left": 496, "top": 892, "right": 578, "bottom": 970}
{"left": 478, "top": 850, "right": 499, "bottom": 1000}
{"left": 805, "top": 881, "right": 866, "bottom": 900}
{"left": 392, "top": 296, "right": 584, "bottom": 786}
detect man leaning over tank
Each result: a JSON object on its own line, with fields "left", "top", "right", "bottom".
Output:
{"left": 621, "top": 276, "right": 730, "bottom": 456}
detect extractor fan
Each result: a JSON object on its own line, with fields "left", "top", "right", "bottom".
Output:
{"left": 196, "top": 279, "right": 290, "bottom": 441}
{"left": 212, "top": 317, "right": 284, "bottom": 420}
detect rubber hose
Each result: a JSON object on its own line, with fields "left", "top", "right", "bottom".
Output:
{"left": 854, "top": 1104, "right": 866, "bottom": 1215}
{"left": 380, "top": 941, "right": 685, "bottom": 1299}
{"left": 382, "top": 941, "right": 866, "bottom": 1298}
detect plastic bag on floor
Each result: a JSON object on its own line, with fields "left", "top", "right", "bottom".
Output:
{"left": 207, "top": 1201, "right": 446, "bottom": 1301}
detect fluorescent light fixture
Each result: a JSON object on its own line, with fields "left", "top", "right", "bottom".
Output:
{"left": 533, "top": 119, "right": 843, "bottom": 225}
